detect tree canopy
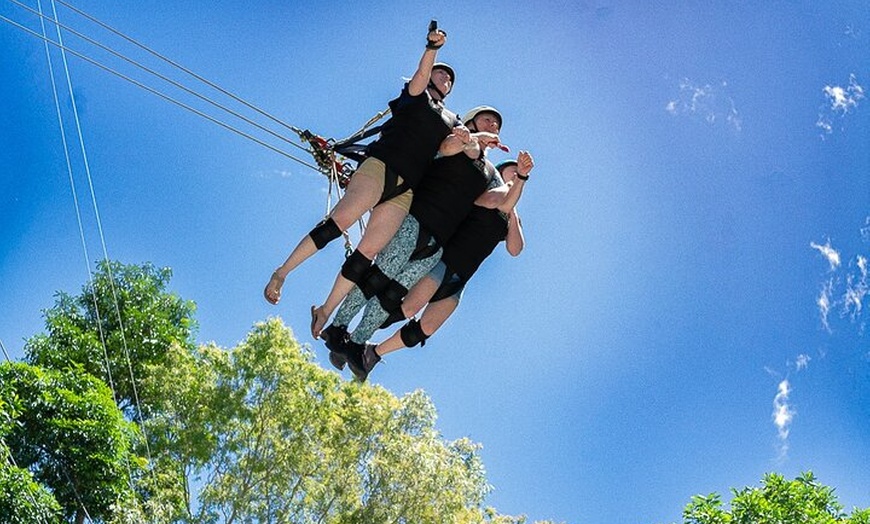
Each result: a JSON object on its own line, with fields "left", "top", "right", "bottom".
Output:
{"left": 0, "top": 361, "right": 139, "bottom": 523}
{"left": 4, "top": 260, "right": 555, "bottom": 523}
{"left": 682, "top": 472, "right": 870, "bottom": 524}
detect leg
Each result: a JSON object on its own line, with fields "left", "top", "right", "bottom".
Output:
{"left": 348, "top": 246, "right": 442, "bottom": 345}
{"left": 400, "top": 269, "right": 442, "bottom": 319}
{"left": 264, "top": 158, "right": 385, "bottom": 304}
{"left": 311, "top": 198, "right": 410, "bottom": 336}
{"left": 330, "top": 215, "right": 421, "bottom": 328}
{"left": 375, "top": 287, "right": 459, "bottom": 357}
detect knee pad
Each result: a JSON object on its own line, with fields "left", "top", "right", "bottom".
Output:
{"left": 358, "top": 263, "right": 391, "bottom": 299}
{"left": 400, "top": 318, "right": 429, "bottom": 348}
{"left": 341, "top": 249, "right": 372, "bottom": 285}
{"left": 308, "top": 217, "right": 342, "bottom": 249}
{"left": 377, "top": 279, "right": 408, "bottom": 314}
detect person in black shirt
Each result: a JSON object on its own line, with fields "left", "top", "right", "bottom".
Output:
{"left": 321, "top": 110, "right": 528, "bottom": 381}
{"left": 264, "top": 23, "right": 460, "bottom": 307}
{"left": 350, "top": 153, "right": 533, "bottom": 380}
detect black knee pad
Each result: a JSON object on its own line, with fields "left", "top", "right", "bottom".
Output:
{"left": 308, "top": 218, "right": 342, "bottom": 249}
{"left": 377, "top": 279, "right": 408, "bottom": 314}
{"left": 358, "top": 263, "right": 391, "bottom": 299}
{"left": 341, "top": 250, "right": 372, "bottom": 285}
{"left": 399, "top": 318, "right": 429, "bottom": 348}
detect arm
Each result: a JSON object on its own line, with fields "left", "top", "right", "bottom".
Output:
{"left": 438, "top": 125, "right": 473, "bottom": 156}
{"left": 474, "top": 150, "right": 534, "bottom": 210}
{"left": 441, "top": 130, "right": 499, "bottom": 160}
{"left": 408, "top": 25, "right": 447, "bottom": 96}
{"left": 505, "top": 210, "right": 525, "bottom": 256}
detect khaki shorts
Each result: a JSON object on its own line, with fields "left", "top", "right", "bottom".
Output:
{"left": 354, "top": 157, "right": 413, "bottom": 212}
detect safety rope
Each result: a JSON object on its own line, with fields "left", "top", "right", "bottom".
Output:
{"left": 1, "top": 12, "right": 322, "bottom": 172}
{"left": 52, "top": 0, "right": 301, "bottom": 136}
{"left": 9, "top": 0, "right": 313, "bottom": 156}
{"left": 39, "top": 1, "right": 149, "bottom": 511}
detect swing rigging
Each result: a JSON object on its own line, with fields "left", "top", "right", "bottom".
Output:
{"left": 1, "top": 0, "right": 386, "bottom": 214}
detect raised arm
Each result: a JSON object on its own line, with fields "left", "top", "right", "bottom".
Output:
{"left": 474, "top": 150, "right": 534, "bottom": 210}
{"left": 408, "top": 23, "right": 447, "bottom": 96}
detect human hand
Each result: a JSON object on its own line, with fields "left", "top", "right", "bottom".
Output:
{"left": 473, "top": 132, "right": 503, "bottom": 151}
{"left": 453, "top": 125, "right": 471, "bottom": 144}
{"left": 517, "top": 150, "right": 534, "bottom": 176}
{"left": 427, "top": 21, "right": 447, "bottom": 49}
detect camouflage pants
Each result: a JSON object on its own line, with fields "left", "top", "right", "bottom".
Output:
{"left": 332, "top": 214, "right": 441, "bottom": 344}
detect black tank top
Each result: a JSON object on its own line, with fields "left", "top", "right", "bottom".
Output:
{"left": 366, "top": 84, "right": 458, "bottom": 190}
{"left": 410, "top": 152, "right": 495, "bottom": 246}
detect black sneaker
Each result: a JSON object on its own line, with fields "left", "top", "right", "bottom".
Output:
{"left": 320, "top": 324, "right": 349, "bottom": 370}
{"left": 345, "top": 341, "right": 381, "bottom": 382}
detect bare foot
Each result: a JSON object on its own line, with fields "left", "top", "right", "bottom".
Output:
{"left": 310, "top": 305, "right": 329, "bottom": 339}
{"left": 264, "top": 271, "right": 285, "bottom": 305}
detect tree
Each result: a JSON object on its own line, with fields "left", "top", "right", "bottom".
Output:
{"left": 683, "top": 472, "right": 870, "bottom": 524}
{"left": 10, "top": 260, "right": 560, "bottom": 523}
{"left": 24, "top": 260, "right": 197, "bottom": 420}
{"left": 0, "top": 361, "right": 140, "bottom": 523}
{"left": 146, "top": 317, "right": 513, "bottom": 523}
{"left": 0, "top": 388, "right": 63, "bottom": 523}
{"left": 0, "top": 457, "right": 63, "bottom": 524}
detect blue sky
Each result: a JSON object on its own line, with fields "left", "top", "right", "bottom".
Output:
{"left": 1, "top": 1, "right": 868, "bottom": 523}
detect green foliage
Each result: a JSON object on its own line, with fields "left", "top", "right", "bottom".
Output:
{"left": 24, "top": 260, "right": 197, "bottom": 419}
{"left": 0, "top": 361, "right": 139, "bottom": 522}
{"left": 683, "top": 472, "right": 870, "bottom": 524}
{"left": 0, "top": 454, "right": 63, "bottom": 524}
{"left": 162, "top": 318, "right": 500, "bottom": 523}
{"left": 5, "top": 260, "right": 562, "bottom": 523}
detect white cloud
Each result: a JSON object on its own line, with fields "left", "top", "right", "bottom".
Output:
{"left": 824, "top": 74, "right": 865, "bottom": 113}
{"left": 666, "top": 78, "right": 741, "bottom": 132}
{"left": 844, "top": 255, "right": 868, "bottom": 320}
{"left": 817, "top": 279, "right": 833, "bottom": 332}
{"left": 795, "top": 354, "right": 811, "bottom": 371}
{"left": 772, "top": 379, "right": 794, "bottom": 458}
{"left": 811, "top": 240, "right": 841, "bottom": 271}
{"left": 817, "top": 74, "right": 864, "bottom": 137}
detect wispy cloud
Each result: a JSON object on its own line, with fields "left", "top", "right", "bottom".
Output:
{"left": 666, "top": 78, "right": 742, "bottom": 132}
{"left": 811, "top": 227, "right": 870, "bottom": 332}
{"left": 811, "top": 240, "right": 841, "bottom": 271}
{"left": 772, "top": 380, "right": 795, "bottom": 459}
{"left": 817, "top": 279, "right": 834, "bottom": 332}
{"left": 817, "top": 74, "right": 865, "bottom": 137}
{"left": 844, "top": 255, "right": 868, "bottom": 321}
{"left": 795, "top": 354, "right": 811, "bottom": 371}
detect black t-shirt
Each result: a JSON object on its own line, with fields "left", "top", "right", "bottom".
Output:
{"left": 366, "top": 84, "right": 459, "bottom": 190}
{"left": 410, "top": 152, "right": 496, "bottom": 246}
{"left": 440, "top": 205, "right": 510, "bottom": 281}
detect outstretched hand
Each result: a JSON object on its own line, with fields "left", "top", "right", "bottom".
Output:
{"left": 473, "top": 132, "right": 501, "bottom": 150}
